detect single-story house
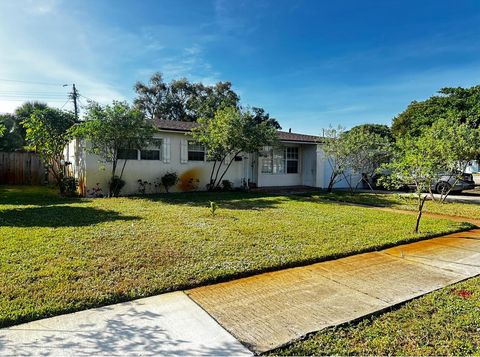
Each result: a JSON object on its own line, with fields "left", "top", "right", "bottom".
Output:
{"left": 66, "top": 119, "right": 353, "bottom": 196}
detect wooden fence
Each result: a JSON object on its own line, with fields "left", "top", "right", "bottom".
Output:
{"left": 0, "top": 152, "right": 52, "bottom": 185}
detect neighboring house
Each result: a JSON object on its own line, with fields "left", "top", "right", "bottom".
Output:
{"left": 66, "top": 119, "right": 353, "bottom": 196}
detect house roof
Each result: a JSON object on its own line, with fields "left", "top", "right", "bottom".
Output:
{"left": 153, "top": 119, "right": 320, "bottom": 143}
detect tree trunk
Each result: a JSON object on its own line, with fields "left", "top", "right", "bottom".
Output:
{"left": 215, "top": 151, "right": 241, "bottom": 189}
{"left": 110, "top": 159, "right": 117, "bottom": 197}
{"left": 119, "top": 159, "right": 128, "bottom": 179}
{"left": 341, "top": 171, "right": 354, "bottom": 193}
{"left": 210, "top": 154, "right": 228, "bottom": 190}
{"left": 414, "top": 194, "right": 428, "bottom": 234}
{"left": 327, "top": 172, "right": 338, "bottom": 193}
{"left": 209, "top": 160, "right": 217, "bottom": 189}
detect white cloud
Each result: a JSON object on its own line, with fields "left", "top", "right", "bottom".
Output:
{"left": 0, "top": 2, "right": 223, "bottom": 114}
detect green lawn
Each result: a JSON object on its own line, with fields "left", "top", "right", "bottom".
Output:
{"left": 274, "top": 276, "right": 480, "bottom": 356}
{"left": 0, "top": 186, "right": 473, "bottom": 327}
{"left": 310, "top": 191, "right": 480, "bottom": 220}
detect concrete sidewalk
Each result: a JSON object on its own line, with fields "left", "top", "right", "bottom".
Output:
{"left": 1, "top": 228, "right": 479, "bottom": 355}
{"left": 188, "top": 229, "right": 480, "bottom": 353}
{"left": 0, "top": 292, "right": 251, "bottom": 356}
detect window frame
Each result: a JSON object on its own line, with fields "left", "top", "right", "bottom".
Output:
{"left": 285, "top": 147, "right": 299, "bottom": 174}
{"left": 117, "top": 148, "right": 139, "bottom": 160}
{"left": 140, "top": 149, "right": 161, "bottom": 161}
{"left": 187, "top": 141, "right": 206, "bottom": 162}
{"left": 140, "top": 139, "right": 163, "bottom": 161}
{"left": 261, "top": 146, "right": 300, "bottom": 175}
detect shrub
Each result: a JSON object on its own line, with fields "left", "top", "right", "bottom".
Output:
{"left": 109, "top": 176, "right": 125, "bottom": 197}
{"left": 87, "top": 183, "right": 104, "bottom": 198}
{"left": 137, "top": 179, "right": 151, "bottom": 195}
{"left": 221, "top": 180, "right": 233, "bottom": 191}
{"left": 60, "top": 176, "right": 78, "bottom": 197}
{"left": 161, "top": 172, "right": 179, "bottom": 193}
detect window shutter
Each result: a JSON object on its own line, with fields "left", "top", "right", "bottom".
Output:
{"left": 163, "top": 138, "right": 171, "bottom": 163}
{"left": 180, "top": 139, "right": 188, "bottom": 164}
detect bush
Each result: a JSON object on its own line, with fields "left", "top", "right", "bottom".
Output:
{"left": 221, "top": 180, "right": 233, "bottom": 191}
{"left": 60, "top": 176, "right": 78, "bottom": 197}
{"left": 161, "top": 172, "right": 179, "bottom": 193}
{"left": 109, "top": 176, "right": 125, "bottom": 197}
{"left": 87, "top": 183, "right": 104, "bottom": 198}
{"left": 137, "top": 179, "right": 151, "bottom": 195}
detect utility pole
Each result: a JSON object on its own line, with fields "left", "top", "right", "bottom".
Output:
{"left": 69, "top": 84, "right": 79, "bottom": 122}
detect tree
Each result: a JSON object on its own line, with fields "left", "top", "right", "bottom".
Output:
{"left": 343, "top": 125, "right": 393, "bottom": 190}
{"left": 0, "top": 114, "right": 24, "bottom": 151}
{"left": 22, "top": 107, "right": 76, "bottom": 194}
{"left": 424, "top": 117, "right": 480, "bottom": 201}
{"left": 349, "top": 123, "right": 394, "bottom": 142}
{"left": 322, "top": 126, "right": 351, "bottom": 192}
{"left": 193, "top": 81, "right": 240, "bottom": 120}
{"left": 392, "top": 86, "right": 480, "bottom": 138}
{"left": 0, "top": 101, "right": 47, "bottom": 152}
{"left": 74, "top": 101, "right": 154, "bottom": 197}
{"left": 192, "top": 106, "right": 278, "bottom": 190}
{"left": 380, "top": 133, "right": 440, "bottom": 233}
{"left": 134, "top": 72, "right": 257, "bottom": 123}
{"left": 133, "top": 72, "right": 168, "bottom": 120}
{"left": 251, "top": 107, "right": 281, "bottom": 130}
{"left": 0, "top": 123, "right": 6, "bottom": 137}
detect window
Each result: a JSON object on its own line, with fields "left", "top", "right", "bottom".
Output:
{"left": 286, "top": 147, "right": 299, "bottom": 173}
{"left": 273, "top": 149, "right": 285, "bottom": 174}
{"left": 261, "top": 147, "right": 273, "bottom": 173}
{"left": 117, "top": 148, "right": 138, "bottom": 160}
{"left": 188, "top": 141, "right": 205, "bottom": 161}
{"left": 261, "top": 146, "right": 299, "bottom": 174}
{"left": 140, "top": 139, "right": 163, "bottom": 161}
{"left": 140, "top": 150, "right": 161, "bottom": 160}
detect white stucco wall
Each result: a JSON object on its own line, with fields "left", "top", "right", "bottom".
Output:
{"left": 315, "top": 145, "right": 361, "bottom": 189}
{"left": 82, "top": 131, "right": 246, "bottom": 195}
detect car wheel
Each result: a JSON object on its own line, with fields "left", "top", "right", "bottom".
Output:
{"left": 436, "top": 181, "right": 451, "bottom": 194}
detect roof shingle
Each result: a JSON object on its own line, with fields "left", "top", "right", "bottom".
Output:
{"left": 153, "top": 119, "right": 320, "bottom": 143}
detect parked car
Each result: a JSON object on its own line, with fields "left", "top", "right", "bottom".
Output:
{"left": 372, "top": 171, "right": 476, "bottom": 194}
{"left": 431, "top": 172, "right": 476, "bottom": 194}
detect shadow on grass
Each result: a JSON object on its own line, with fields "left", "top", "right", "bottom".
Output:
{"left": 0, "top": 185, "right": 92, "bottom": 207}
{"left": 133, "top": 191, "right": 303, "bottom": 210}
{"left": 306, "top": 191, "right": 408, "bottom": 208}
{"left": 0, "top": 206, "right": 138, "bottom": 227}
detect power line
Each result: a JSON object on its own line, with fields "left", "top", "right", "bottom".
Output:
{"left": 79, "top": 94, "right": 95, "bottom": 102}
{"left": 60, "top": 98, "right": 71, "bottom": 109}
{"left": 0, "top": 78, "right": 64, "bottom": 86}
{"left": 0, "top": 98, "right": 67, "bottom": 102}
{"left": 0, "top": 94, "right": 67, "bottom": 98}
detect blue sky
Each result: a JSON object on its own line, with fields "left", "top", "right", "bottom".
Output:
{"left": 1, "top": 0, "right": 480, "bottom": 134}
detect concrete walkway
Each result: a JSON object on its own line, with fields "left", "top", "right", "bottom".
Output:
{"left": 188, "top": 229, "right": 480, "bottom": 353}
{"left": 1, "top": 218, "right": 480, "bottom": 355}
{"left": 0, "top": 292, "right": 251, "bottom": 356}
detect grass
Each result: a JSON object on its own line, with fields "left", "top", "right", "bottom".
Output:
{"left": 0, "top": 186, "right": 473, "bottom": 327}
{"left": 311, "top": 191, "right": 480, "bottom": 220}
{"left": 274, "top": 276, "right": 480, "bottom": 356}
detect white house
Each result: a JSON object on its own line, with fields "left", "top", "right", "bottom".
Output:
{"left": 66, "top": 119, "right": 353, "bottom": 196}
